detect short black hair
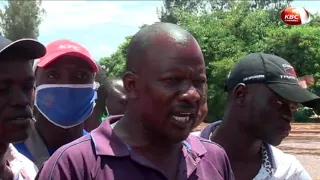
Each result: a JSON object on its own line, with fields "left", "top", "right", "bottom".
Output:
{"left": 126, "top": 22, "right": 194, "bottom": 73}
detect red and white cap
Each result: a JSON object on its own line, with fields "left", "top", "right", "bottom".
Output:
{"left": 34, "top": 39, "right": 98, "bottom": 73}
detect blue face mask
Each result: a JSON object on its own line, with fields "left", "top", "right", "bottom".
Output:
{"left": 34, "top": 84, "right": 97, "bottom": 129}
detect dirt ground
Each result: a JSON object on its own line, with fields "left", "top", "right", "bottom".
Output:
{"left": 278, "top": 123, "right": 320, "bottom": 180}
{"left": 194, "top": 123, "right": 320, "bottom": 179}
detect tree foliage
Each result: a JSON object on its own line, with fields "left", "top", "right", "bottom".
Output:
{"left": 157, "top": 0, "right": 206, "bottom": 24}
{"left": 99, "top": 0, "right": 320, "bottom": 122}
{"left": 264, "top": 25, "right": 320, "bottom": 103}
{"left": 99, "top": 36, "right": 131, "bottom": 78}
{"left": 99, "top": 24, "right": 148, "bottom": 77}
{"left": 157, "top": 0, "right": 293, "bottom": 24}
{"left": 0, "top": 0, "right": 46, "bottom": 40}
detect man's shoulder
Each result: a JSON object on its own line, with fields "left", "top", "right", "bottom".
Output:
{"left": 54, "top": 134, "right": 93, "bottom": 157}
{"left": 188, "top": 135, "right": 227, "bottom": 157}
{"left": 269, "top": 145, "right": 301, "bottom": 165}
{"left": 193, "top": 135, "right": 223, "bottom": 148}
{"left": 268, "top": 144, "right": 312, "bottom": 179}
{"left": 187, "top": 135, "right": 235, "bottom": 180}
{"left": 43, "top": 134, "right": 94, "bottom": 166}
{"left": 199, "top": 121, "right": 222, "bottom": 139}
{"left": 269, "top": 145, "right": 297, "bottom": 161}
{"left": 36, "top": 134, "right": 95, "bottom": 179}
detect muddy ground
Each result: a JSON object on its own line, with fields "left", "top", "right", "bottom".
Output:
{"left": 194, "top": 123, "right": 320, "bottom": 179}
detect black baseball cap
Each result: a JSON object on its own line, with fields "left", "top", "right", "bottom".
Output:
{"left": 225, "top": 52, "right": 320, "bottom": 108}
{"left": 0, "top": 36, "right": 46, "bottom": 59}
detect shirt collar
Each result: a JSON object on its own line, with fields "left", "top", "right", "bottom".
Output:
{"left": 90, "top": 115, "right": 207, "bottom": 157}
{"left": 203, "top": 120, "right": 276, "bottom": 171}
{"left": 90, "top": 115, "right": 130, "bottom": 157}
{"left": 260, "top": 142, "right": 276, "bottom": 175}
{"left": 200, "top": 120, "right": 221, "bottom": 139}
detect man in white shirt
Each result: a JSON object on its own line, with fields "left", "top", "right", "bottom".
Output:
{"left": 200, "top": 53, "right": 314, "bottom": 180}
{"left": 0, "top": 36, "right": 46, "bottom": 179}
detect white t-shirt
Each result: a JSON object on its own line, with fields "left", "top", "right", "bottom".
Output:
{"left": 5, "top": 144, "right": 38, "bottom": 180}
{"left": 257, "top": 145, "right": 312, "bottom": 180}
{"left": 192, "top": 128, "right": 312, "bottom": 180}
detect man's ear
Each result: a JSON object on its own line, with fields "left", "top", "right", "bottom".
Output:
{"left": 122, "top": 71, "right": 138, "bottom": 99}
{"left": 233, "top": 83, "right": 248, "bottom": 106}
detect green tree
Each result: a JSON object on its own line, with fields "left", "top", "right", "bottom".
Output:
{"left": 158, "top": 0, "right": 292, "bottom": 24}
{"left": 99, "top": 25, "right": 149, "bottom": 77}
{"left": 249, "top": 0, "right": 292, "bottom": 10}
{"left": 264, "top": 25, "right": 320, "bottom": 98}
{"left": 99, "top": 0, "right": 320, "bottom": 122}
{"left": 157, "top": 0, "right": 205, "bottom": 24}
{"left": 0, "top": 0, "right": 46, "bottom": 40}
{"left": 99, "top": 36, "right": 132, "bottom": 78}
{"left": 309, "top": 13, "right": 320, "bottom": 27}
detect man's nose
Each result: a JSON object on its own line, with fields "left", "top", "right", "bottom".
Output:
{"left": 179, "top": 86, "right": 201, "bottom": 103}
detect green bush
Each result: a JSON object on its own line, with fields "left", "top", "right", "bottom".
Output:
{"left": 293, "top": 107, "right": 314, "bottom": 123}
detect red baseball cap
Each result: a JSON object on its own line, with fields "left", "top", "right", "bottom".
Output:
{"left": 35, "top": 39, "right": 98, "bottom": 72}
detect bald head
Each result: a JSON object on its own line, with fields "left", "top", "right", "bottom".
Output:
{"left": 110, "top": 78, "right": 123, "bottom": 88}
{"left": 126, "top": 22, "right": 196, "bottom": 73}
{"left": 105, "top": 77, "right": 127, "bottom": 115}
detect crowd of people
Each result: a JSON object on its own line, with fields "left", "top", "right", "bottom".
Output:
{"left": 0, "top": 22, "right": 317, "bottom": 180}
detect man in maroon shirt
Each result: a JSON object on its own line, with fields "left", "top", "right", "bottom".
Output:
{"left": 35, "top": 22, "right": 234, "bottom": 180}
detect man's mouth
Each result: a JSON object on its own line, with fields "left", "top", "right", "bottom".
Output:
{"left": 171, "top": 113, "right": 193, "bottom": 129}
{"left": 10, "top": 115, "right": 32, "bottom": 121}
{"left": 172, "top": 114, "right": 190, "bottom": 123}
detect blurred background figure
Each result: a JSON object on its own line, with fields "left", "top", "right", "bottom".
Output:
{"left": 191, "top": 84, "right": 208, "bottom": 136}
{"left": 298, "top": 75, "right": 314, "bottom": 89}
{"left": 85, "top": 74, "right": 127, "bottom": 132}
{"left": 84, "top": 65, "right": 109, "bottom": 132}
{"left": 105, "top": 77, "right": 127, "bottom": 116}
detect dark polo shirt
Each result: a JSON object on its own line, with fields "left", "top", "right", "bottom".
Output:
{"left": 36, "top": 116, "right": 235, "bottom": 180}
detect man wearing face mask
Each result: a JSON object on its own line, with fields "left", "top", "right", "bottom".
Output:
{"left": 13, "top": 39, "right": 98, "bottom": 168}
